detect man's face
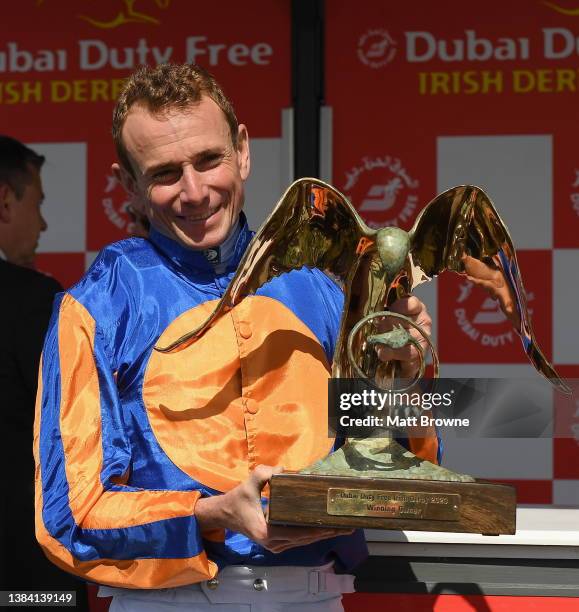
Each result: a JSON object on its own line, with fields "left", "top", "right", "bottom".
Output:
{"left": 118, "top": 97, "right": 250, "bottom": 250}
{"left": 5, "top": 166, "right": 47, "bottom": 267}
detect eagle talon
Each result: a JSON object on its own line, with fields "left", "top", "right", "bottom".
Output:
{"left": 367, "top": 324, "right": 414, "bottom": 350}
{"left": 347, "top": 311, "right": 434, "bottom": 393}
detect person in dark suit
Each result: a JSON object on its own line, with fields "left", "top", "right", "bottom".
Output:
{"left": 0, "top": 136, "right": 88, "bottom": 609}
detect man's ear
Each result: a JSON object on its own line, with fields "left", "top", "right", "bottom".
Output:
{"left": 0, "top": 183, "right": 14, "bottom": 224}
{"left": 236, "top": 125, "right": 250, "bottom": 181}
{"left": 112, "top": 162, "right": 138, "bottom": 196}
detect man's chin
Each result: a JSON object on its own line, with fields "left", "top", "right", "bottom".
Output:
{"left": 173, "top": 226, "right": 226, "bottom": 251}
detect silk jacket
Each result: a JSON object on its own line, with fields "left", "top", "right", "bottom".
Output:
{"left": 34, "top": 217, "right": 439, "bottom": 589}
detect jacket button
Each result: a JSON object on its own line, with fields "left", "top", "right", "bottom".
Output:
{"left": 239, "top": 322, "right": 252, "bottom": 339}
{"left": 253, "top": 578, "right": 266, "bottom": 591}
{"left": 246, "top": 399, "right": 259, "bottom": 415}
{"left": 206, "top": 578, "right": 219, "bottom": 590}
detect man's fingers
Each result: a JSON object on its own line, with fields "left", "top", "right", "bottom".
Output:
{"left": 388, "top": 295, "right": 423, "bottom": 316}
{"left": 261, "top": 528, "right": 354, "bottom": 552}
{"left": 267, "top": 526, "right": 351, "bottom": 539}
{"left": 377, "top": 298, "right": 432, "bottom": 334}
{"left": 373, "top": 295, "right": 431, "bottom": 367}
{"left": 375, "top": 326, "right": 428, "bottom": 364}
{"left": 377, "top": 344, "right": 416, "bottom": 363}
{"left": 250, "top": 464, "right": 283, "bottom": 490}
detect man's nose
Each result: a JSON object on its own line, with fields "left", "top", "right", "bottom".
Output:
{"left": 40, "top": 213, "right": 48, "bottom": 232}
{"left": 180, "top": 166, "right": 208, "bottom": 206}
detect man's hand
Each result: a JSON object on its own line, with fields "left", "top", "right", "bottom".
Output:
{"left": 195, "top": 465, "right": 352, "bottom": 553}
{"left": 373, "top": 296, "right": 432, "bottom": 378}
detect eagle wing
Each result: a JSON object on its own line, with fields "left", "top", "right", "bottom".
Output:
{"left": 408, "top": 185, "right": 570, "bottom": 394}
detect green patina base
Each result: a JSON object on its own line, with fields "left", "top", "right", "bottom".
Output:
{"left": 301, "top": 437, "right": 475, "bottom": 483}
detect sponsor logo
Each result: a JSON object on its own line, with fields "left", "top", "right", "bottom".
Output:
{"left": 100, "top": 173, "right": 133, "bottom": 234}
{"left": 343, "top": 155, "right": 419, "bottom": 228}
{"left": 543, "top": 1, "right": 579, "bottom": 17}
{"left": 454, "top": 280, "right": 534, "bottom": 348}
{"left": 0, "top": 38, "right": 273, "bottom": 73}
{"left": 472, "top": 296, "right": 508, "bottom": 325}
{"left": 357, "top": 29, "right": 397, "bottom": 68}
{"left": 37, "top": 0, "right": 172, "bottom": 29}
{"left": 17, "top": 3, "right": 272, "bottom": 73}
{"left": 203, "top": 248, "right": 220, "bottom": 263}
{"left": 357, "top": 27, "right": 579, "bottom": 66}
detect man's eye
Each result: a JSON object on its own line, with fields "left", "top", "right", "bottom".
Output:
{"left": 152, "top": 169, "right": 180, "bottom": 183}
{"left": 198, "top": 154, "right": 222, "bottom": 169}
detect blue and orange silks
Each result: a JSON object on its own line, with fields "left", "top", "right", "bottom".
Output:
{"left": 34, "top": 215, "right": 440, "bottom": 590}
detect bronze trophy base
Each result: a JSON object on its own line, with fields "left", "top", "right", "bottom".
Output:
{"left": 269, "top": 473, "right": 516, "bottom": 535}
{"left": 268, "top": 439, "right": 516, "bottom": 536}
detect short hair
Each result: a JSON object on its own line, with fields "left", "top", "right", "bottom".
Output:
{"left": 112, "top": 63, "right": 239, "bottom": 177}
{"left": 0, "top": 136, "right": 45, "bottom": 199}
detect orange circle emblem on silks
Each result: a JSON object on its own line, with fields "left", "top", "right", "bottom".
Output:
{"left": 143, "top": 296, "right": 335, "bottom": 493}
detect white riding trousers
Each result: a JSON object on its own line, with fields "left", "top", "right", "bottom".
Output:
{"left": 100, "top": 563, "right": 355, "bottom": 612}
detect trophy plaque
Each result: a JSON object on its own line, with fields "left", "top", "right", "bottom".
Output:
{"left": 268, "top": 473, "right": 516, "bottom": 535}
{"left": 156, "top": 178, "right": 570, "bottom": 536}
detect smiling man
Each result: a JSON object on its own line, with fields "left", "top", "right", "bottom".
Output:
{"left": 34, "top": 64, "right": 436, "bottom": 611}
{"left": 116, "top": 96, "right": 247, "bottom": 250}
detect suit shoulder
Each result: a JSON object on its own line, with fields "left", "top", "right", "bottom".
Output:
{"left": 0, "top": 259, "right": 62, "bottom": 297}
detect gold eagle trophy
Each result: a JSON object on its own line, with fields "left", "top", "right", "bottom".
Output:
{"left": 157, "top": 179, "right": 570, "bottom": 535}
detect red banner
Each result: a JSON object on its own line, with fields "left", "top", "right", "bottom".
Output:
{"left": 1, "top": 0, "right": 290, "bottom": 279}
